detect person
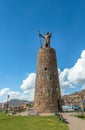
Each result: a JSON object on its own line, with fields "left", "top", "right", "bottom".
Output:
{"left": 39, "top": 32, "right": 52, "bottom": 48}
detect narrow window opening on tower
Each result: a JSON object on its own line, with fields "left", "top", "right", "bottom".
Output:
{"left": 50, "top": 74, "right": 52, "bottom": 80}
{"left": 50, "top": 76, "right": 52, "bottom": 80}
{"left": 44, "top": 67, "right": 47, "bottom": 71}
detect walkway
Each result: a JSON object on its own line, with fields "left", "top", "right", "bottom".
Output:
{"left": 62, "top": 112, "right": 85, "bottom": 130}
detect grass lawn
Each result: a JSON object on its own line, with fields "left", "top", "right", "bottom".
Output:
{"left": 0, "top": 112, "right": 69, "bottom": 130}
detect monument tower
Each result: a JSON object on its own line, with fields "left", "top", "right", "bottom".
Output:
{"left": 34, "top": 32, "right": 62, "bottom": 113}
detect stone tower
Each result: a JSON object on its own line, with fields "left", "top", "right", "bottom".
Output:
{"left": 34, "top": 32, "right": 62, "bottom": 113}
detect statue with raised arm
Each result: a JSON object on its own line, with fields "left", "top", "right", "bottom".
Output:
{"left": 38, "top": 31, "right": 52, "bottom": 48}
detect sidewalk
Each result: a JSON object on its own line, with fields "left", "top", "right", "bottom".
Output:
{"left": 62, "top": 112, "right": 85, "bottom": 130}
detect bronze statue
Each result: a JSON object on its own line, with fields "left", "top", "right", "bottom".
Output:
{"left": 38, "top": 31, "right": 52, "bottom": 48}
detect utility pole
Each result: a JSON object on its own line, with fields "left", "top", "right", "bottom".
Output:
{"left": 5, "top": 95, "right": 9, "bottom": 114}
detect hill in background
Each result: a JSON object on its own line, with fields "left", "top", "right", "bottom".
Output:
{"left": 0, "top": 99, "right": 32, "bottom": 108}
{"left": 62, "top": 89, "right": 85, "bottom": 107}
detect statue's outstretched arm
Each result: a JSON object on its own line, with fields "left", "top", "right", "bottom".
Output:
{"left": 39, "top": 32, "right": 45, "bottom": 39}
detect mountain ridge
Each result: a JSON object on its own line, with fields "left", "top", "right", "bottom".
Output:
{"left": 0, "top": 99, "right": 32, "bottom": 108}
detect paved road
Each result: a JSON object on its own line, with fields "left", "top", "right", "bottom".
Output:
{"left": 62, "top": 112, "right": 85, "bottom": 130}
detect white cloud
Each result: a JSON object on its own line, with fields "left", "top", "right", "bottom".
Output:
{"left": 59, "top": 68, "right": 75, "bottom": 89}
{"left": 0, "top": 73, "right": 36, "bottom": 102}
{"left": 22, "top": 89, "right": 35, "bottom": 101}
{"left": 0, "top": 88, "right": 34, "bottom": 103}
{"left": 82, "top": 84, "right": 85, "bottom": 90}
{"left": 67, "top": 50, "right": 85, "bottom": 85}
{"left": 81, "top": 50, "right": 85, "bottom": 58}
{"left": 20, "top": 73, "right": 36, "bottom": 90}
{"left": 0, "top": 88, "right": 10, "bottom": 96}
{"left": 59, "top": 50, "right": 85, "bottom": 94}
{"left": 8, "top": 91, "right": 21, "bottom": 100}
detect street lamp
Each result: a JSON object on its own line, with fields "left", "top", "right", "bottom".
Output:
{"left": 5, "top": 95, "right": 9, "bottom": 114}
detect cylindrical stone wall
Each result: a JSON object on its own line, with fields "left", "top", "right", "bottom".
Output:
{"left": 34, "top": 47, "right": 62, "bottom": 113}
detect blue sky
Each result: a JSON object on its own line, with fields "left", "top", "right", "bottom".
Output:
{"left": 0, "top": 0, "right": 85, "bottom": 102}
